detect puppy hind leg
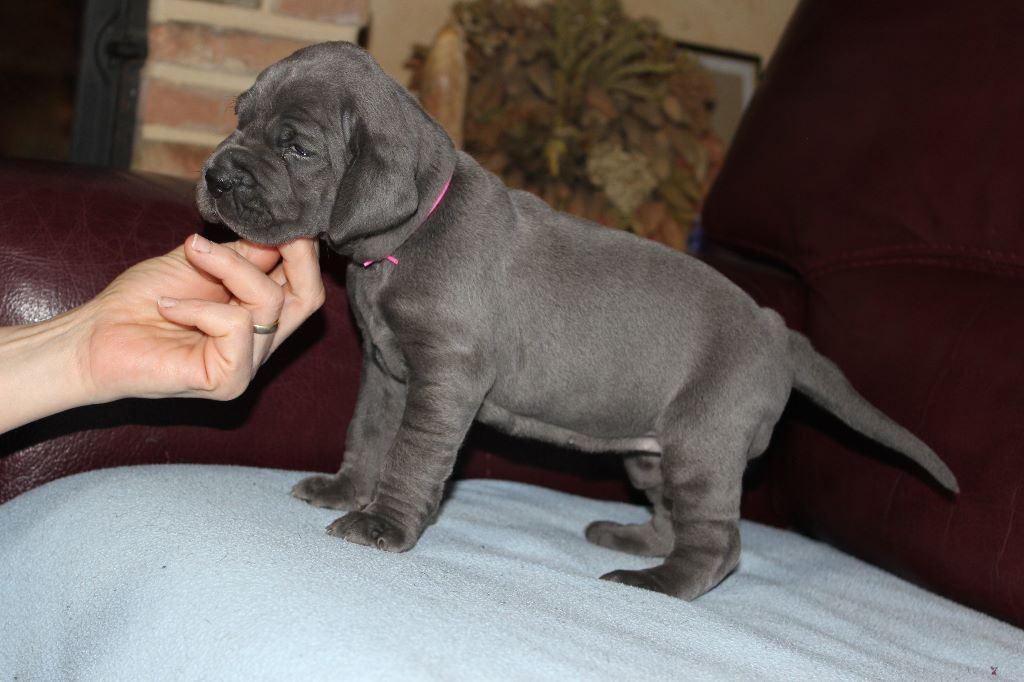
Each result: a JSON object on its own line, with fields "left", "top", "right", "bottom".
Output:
{"left": 585, "top": 454, "right": 674, "bottom": 557}
{"left": 600, "top": 433, "right": 746, "bottom": 600}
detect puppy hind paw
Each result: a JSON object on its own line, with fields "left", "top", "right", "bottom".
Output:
{"left": 290, "top": 474, "right": 363, "bottom": 510}
{"left": 585, "top": 520, "right": 672, "bottom": 557}
{"left": 599, "top": 565, "right": 719, "bottom": 601}
{"left": 599, "top": 568, "right": 673, "bottom": 596}
{"left": 586, "top": 520, "right": 639, "bottom": 552}
{"left": 326, "top": 509, "right": 417, "bottom": 552}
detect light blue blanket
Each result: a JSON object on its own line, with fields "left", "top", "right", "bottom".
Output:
{"left": 1, "top": 465, "right": 1021, "bottom": 680}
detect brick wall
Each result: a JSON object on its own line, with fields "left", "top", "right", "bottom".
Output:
{"left": 133, "top": 0, "right": 368, "bottom": 179}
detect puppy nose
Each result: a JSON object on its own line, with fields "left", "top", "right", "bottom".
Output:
{"left": 205, "top": 167, "right": 235, "bottom": 198}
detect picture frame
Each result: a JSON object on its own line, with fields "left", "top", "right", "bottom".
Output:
{"left": 678, "top": 41, "right": 762, "bottom": 148}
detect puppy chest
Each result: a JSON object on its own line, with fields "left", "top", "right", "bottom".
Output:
{"left": 360, "top": 317, "right": 407, "bottom": 381}
{"left": 369, "top": 339, "right": 406, "bottom": 381}
{"left": 349, "top": 273, "right": 408, "bottom": 381}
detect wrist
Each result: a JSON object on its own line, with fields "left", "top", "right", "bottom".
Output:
{"left": 0, "top": 303, "right": 99, "bottom": 434}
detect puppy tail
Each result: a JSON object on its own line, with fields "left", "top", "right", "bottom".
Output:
{"left": 788, "top": 331, "right": 959, "bottom": 493}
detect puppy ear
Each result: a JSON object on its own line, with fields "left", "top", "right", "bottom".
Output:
{"left": 331, "top": 113, "right": 418, "bottom": 236}
{"left": 328, "top": 65, "right": 456, "bottom": 262}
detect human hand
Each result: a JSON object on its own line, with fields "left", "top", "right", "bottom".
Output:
{"left": 79, "top": 233, "right": 325, "bottom": 403}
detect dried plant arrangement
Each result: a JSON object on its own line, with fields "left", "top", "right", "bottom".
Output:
{"left": 407, "top": 0, "right": 719, "bottom": 250}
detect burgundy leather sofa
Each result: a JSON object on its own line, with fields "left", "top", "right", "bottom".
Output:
{"left": 1, "top": 0, "right": 1021, "bottom": 628}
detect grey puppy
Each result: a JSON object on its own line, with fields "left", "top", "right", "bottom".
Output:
{"left": 197, "top": 42, "right": 958, "bottom": 600}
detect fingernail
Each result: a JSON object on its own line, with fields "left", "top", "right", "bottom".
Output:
{"left": 158, "top": 296, "right": 179, "bottom": 308}
{"left": 191, "top": 233, "right": 212, "bottom": 254}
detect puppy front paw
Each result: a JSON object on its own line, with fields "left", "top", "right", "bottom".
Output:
{"left": 290, "top": 474, "right": 365, "bottom": 510}
{"left": 326, "top": 508, "right": 418, "bottom": 552}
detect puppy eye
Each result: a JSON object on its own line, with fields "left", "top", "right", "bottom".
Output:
{"left": 276, "top": 127, "right": 312, "bottom": 158}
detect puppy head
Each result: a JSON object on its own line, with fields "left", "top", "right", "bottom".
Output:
{"left": 197, "top": 41, "right": 456, "bottom": 257}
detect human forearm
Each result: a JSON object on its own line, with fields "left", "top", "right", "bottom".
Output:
{"left": 0, "top": 236, "right": 324, "bottom": 436}
{"left": 0, "top": 304, "right": 96, "bottom": 434}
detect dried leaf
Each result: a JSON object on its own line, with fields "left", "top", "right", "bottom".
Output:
{"left": 622, "top": 114, "right": 649, "bottom": 149}
{"left": 526, "top": 63, "right": 555, "bottom": 100}
{"left": 633, "top": 100, "right": 663, "bottom": 127}
{"left": 584, "top": 87, "right": 617, "bottom": 118}
{"left": 660, "top": 95, "right": 691, "bottom": 125}
{"left": 606, "top": 60, "right": 677, "bottom": 83}
{"left": 609, "top": 79, "right": 659, "bottom": 100}
{"left": 545, "top": 138, "right": 567, "bottom": 177}
{"left": 585, "top": 140, "right": 657, "bottom": 214}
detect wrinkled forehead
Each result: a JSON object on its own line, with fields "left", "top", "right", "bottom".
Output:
{"left": 231, "top": 44, "right": 382, "bottom": 128}
{"left": 234, "top": 67, "right": 337, "bottom": 127}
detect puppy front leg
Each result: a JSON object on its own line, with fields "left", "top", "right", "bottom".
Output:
{"left": 291, "top": 351, "right": 405, "bottom": 510}
{"left": 326, "top": 365, "right": 484, "bottom": 552}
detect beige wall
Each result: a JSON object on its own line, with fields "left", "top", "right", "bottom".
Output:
{"left": 367, "top": 0, "right": 799, "bottom": 86}
{"left": 623, "top": 0, "right": 798, "bottom": 63}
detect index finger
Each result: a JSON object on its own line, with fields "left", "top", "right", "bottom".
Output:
{"left": 222, "top": 240, "right": 282, "bottom": 274}
{"left": 184, "top": 235, "right": 285, "bottom": 322}
{"left": 277, "top": 238, "right": 324, "bottom": 302}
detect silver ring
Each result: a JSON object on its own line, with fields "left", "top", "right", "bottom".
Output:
{"left": 253, "top": 321, "right": 279, "bottom": 335}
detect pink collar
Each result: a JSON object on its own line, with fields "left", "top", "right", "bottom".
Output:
{"left": 362, "top": 175, "right": 453, "bottom": 268}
